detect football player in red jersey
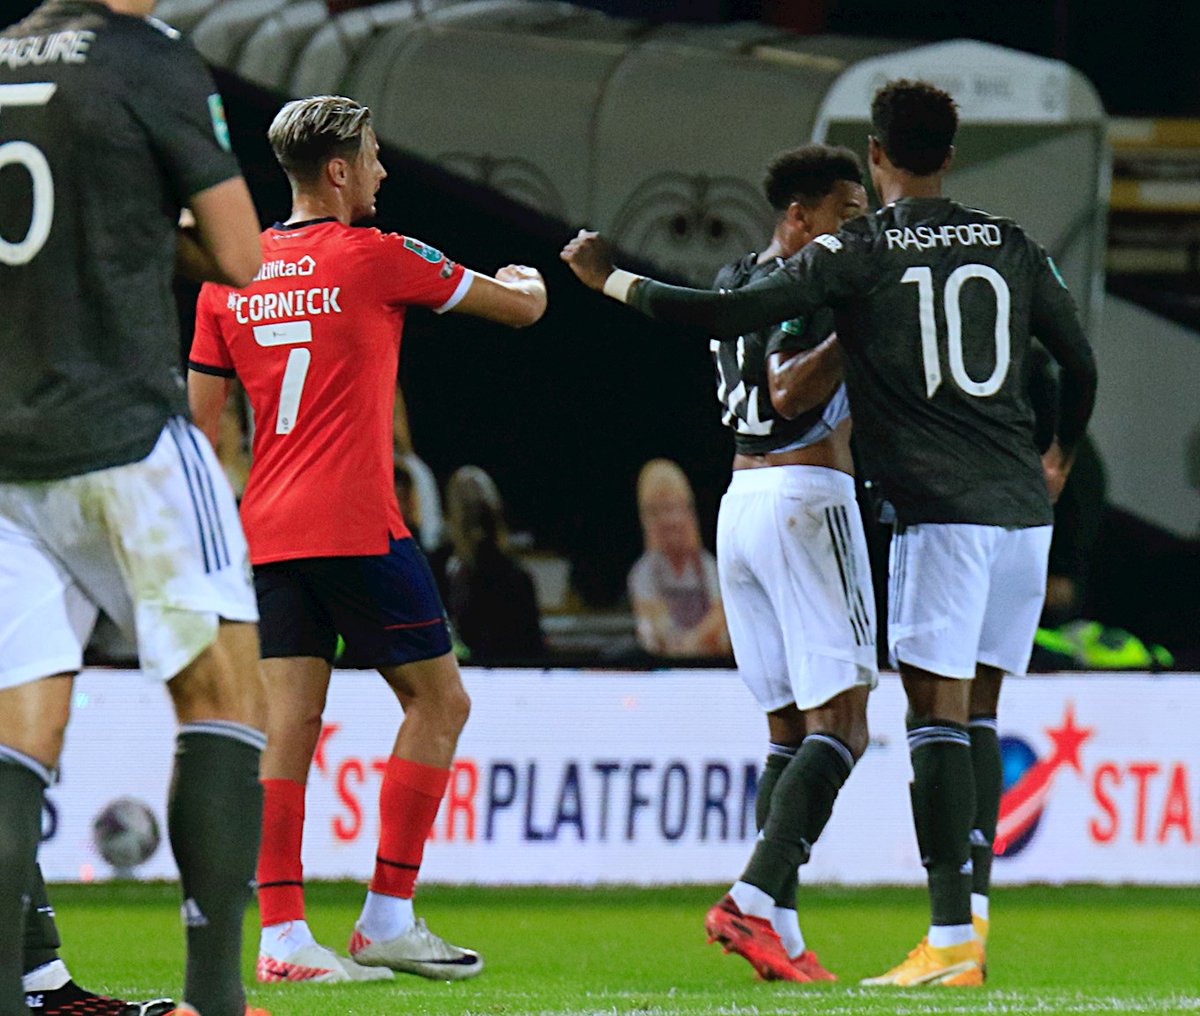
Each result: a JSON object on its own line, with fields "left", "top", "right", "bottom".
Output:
{"left": 187, "top": 95, "right": 546, "bottom": 985}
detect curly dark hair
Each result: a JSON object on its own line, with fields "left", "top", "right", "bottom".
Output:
{"left": 763, "top": 144, "right": 864, "bottom": 212}
{"left": 870, "top": 79, "right": 958, "bottom": 176}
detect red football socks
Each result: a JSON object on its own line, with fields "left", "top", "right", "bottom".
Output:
{"left": 257, "top": 778, "right": 306, "bottom": 926}
{"left": 370, "top": 756, "right": 450, "bottom": 898}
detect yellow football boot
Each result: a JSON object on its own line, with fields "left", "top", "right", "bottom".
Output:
{"left": 861, "top": 937, "right": 984, "bottom": 987}
{"left": 973, "top": 913, "right": 989, "bottom": 979}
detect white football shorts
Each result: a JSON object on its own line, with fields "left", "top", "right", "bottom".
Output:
{"left": 888, "top": 522, "right": 1052, "bottom": 679}
{"left": 717, "top": 466, "right": 877, "bottom": 712}
{"left": 0, "top": 417, "right": 257, "bottom": 689}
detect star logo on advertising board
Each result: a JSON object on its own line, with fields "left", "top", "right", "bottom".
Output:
{"left": 994, "top": 702, "right": 1093, "bottom": 856}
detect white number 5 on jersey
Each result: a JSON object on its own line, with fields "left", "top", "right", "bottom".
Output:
{"left": 0, "top": 83, "right": 57, "bottom": 266}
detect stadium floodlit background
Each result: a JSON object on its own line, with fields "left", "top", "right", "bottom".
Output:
{"left": 4, "top": 0, "right": 1199, "bottom": 1013}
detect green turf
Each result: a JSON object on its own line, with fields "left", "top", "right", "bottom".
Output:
{"left": 46, "top": 882, "right": 1200, "bottom": 1015}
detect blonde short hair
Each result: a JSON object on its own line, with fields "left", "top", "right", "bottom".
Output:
{"left": 267, "top": 95, "right": 373, "bottom": 182}
{"left": 637, "top": 458, "right": 693, "bottom": 509}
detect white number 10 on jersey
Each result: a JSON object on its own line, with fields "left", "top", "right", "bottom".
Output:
{"left": 902, "top": 263, "right": 1011, "bottom": 399}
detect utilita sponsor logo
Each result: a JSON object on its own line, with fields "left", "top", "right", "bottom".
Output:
{"left": 311, "top": 724, "right": 760, "bottom": 846}
{"left": 996, "top": 702, "right": 1196, "bottom": 857}
{"left": 253, "top": 255, "right": 316, "bottom": 281}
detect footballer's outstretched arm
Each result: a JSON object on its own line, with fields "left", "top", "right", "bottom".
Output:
{"left": 452, "top": 266, "right": 547, "bottom": 328}
{"left": 561, "top": 229, "right": 814, "bottom": 337}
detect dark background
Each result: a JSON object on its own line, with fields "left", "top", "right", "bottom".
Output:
{"left": 5, "top": 1, "right": 1198, "bottom": 635}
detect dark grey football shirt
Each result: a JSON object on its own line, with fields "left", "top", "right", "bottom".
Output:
{"left": 633, "top": 197, "right": 1098, "bottom": 528}
{"left": 0, "top": 0, "right": 241, "bottom": 480}
{"left": 711, "top": 253, "right": 840, "bottom": 455}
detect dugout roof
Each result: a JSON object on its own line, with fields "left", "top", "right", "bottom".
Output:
{"left": 159, "top": 0, "right": 1109, "bottom": 324}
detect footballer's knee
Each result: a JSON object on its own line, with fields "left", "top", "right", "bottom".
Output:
{"left": 0, "top": 674, "right": 74, "bottom": 770}
{"left": 385, "top": 653, "right": 471, "bottom": 733}
{"left": 900, "top": 662, "right": 970, "bottom": 725}
{"left": 169, "top": 620, "right": 265, "bottom": 730}
{"left": 767, "top": 703, "right": 806, "bottom": 747}
{"left": 970, "top": 664, "right": 1004, "bottom": 716}
{"left": 420, "top": 668, "right": 471, "bottom": 736}
{"left": 442, "top": 682, "right": 471, "bottom": 734}
{"left": 806, "top": 686, "right": 870, "bottom": 760}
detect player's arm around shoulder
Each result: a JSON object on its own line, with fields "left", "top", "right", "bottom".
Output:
{"left": 452, "top": 264, "right": 547, "bottom": 328}
{"left": 766, "top": 338, "right": 843, "bottom": 420}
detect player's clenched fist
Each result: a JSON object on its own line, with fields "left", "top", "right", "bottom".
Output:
{"left": 496, "top": 264, "right": 543, "bottom": 284}
{"left": 561, "top": 229, "right": 615, "bottom": 291}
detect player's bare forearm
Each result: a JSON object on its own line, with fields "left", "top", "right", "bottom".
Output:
{"left": 767, "top": 335, "right": 844, "bottom": 420}
{"left": 187, "top": 369, "right": 232, "bottom": 449}
{"left": 455, "top": 267, "right": 547, "bottom": 327}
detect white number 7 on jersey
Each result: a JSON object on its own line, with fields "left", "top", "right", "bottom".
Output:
{"left": 902, "top": 263, "right": 1011, "bottom": 399}
{"left": 253, "top": 320, "right": 311, "bottom": 434}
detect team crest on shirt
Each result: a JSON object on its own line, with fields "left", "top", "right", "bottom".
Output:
{"left": 403, "top": 237, "right": 444, "bottom": 264}
{"left": 207, "top": 94, "right": 231, "bottom": 153}
{"left": 813, "top": 234, "right": 843, "bottom": 253}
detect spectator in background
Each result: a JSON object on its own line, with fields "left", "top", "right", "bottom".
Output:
{"left": 432, "top": 466, "right": 544, "bottom": 663}
{"left": 1, "top": 1, "right": 265, "bottom": 1014}
{"left": 629, "top": 459, "right": 731, "bottom": 658}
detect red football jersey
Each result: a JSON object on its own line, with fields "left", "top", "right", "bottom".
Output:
{"left": 190, "top": 219, "right": 472, "bottom": 564}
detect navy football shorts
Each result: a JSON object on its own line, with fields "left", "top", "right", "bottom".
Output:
{"left": 255, "top": 535, "right": 451, "bottom": 667}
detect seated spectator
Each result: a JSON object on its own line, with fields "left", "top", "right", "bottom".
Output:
{"left": 431, "top": 466, "right": 544, "bottom": 663}
{"left": 628, "top": 459, "right": 731, "bottom": 658}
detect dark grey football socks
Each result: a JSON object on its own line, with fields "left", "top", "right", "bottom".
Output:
{"left": 907, "top": 718, "right": 975, "bottom": 928}
{"left": 168, "top": 722, "right": 265, "bottom": 1016}
{"left": 0, "top": 750, "right": 52, "bottom": 1016}
{"left": 969, "top": 714, "right": 1001, "bottom": 904}
{"left": 756, "top": 744, "right": 798, "bottom": 909}
{"left": 741, "top": 734, "right": 854, "bottom": 899}
{"left": 22, "top": 864, "right": 62, "bottom": 976}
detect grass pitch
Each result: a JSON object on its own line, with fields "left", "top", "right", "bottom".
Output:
{"left": 50, "top": 882, "right": 1200, "bottom": 1015}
